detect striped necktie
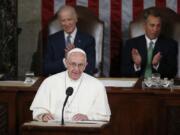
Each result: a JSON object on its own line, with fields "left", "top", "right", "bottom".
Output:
{"left": 144, "top": 41, "right": 154, "bottom": 78}
{"left": 66, "top": 34, "right": 71, "bottom": 46}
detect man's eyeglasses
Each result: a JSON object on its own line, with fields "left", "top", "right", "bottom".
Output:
{"left": 68, "top": 62, "right": 85, "bottom": 69}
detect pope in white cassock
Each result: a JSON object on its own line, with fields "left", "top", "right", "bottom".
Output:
{"left": 30, "top": 48, "right": 111, "bottom": 122}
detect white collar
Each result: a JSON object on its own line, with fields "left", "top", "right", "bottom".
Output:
{"left": 65, "top": 70, "right": 83, "bottom": 87}
{"left": 65, "top": 71, "right": 83, "bottom": 107}
{"left": 64, "top": 27, "right": 77, "bottom": 44}
{"left": 145, "top": 35, "right": 158, "bottom": 48}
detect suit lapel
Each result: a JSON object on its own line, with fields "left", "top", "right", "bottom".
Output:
{"left": 153, "top": 38, "right": 161, "bottom": 56}
{"left": 51, "top": 31, "right": 66, "bottom": 58}
{"left": 139, "top": 36, "right": 147, "bottom": 67}
{"left": 60, "top": 31, "right": 66, "bottom": 48}
{"left": 74, "top": 30, "right": 82, "bottom": 48}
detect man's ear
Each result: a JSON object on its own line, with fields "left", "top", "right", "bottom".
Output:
{"left": 83, "top": 62, "right": 88, "bottom": 70}
{"left": 143, "top": 21, "right": 146, "bottom": 29}
{"left": 63, "top": 58, "right": 67, "bottom": 68}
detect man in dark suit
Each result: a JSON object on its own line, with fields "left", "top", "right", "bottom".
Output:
{"left": 43, "top": 5, "right": 95, "bottom": 76}
{"left": 121, "top": 7, "right": 178, "bottom": 78}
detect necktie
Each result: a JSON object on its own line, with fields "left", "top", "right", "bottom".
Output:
{"left": 144, "top": 41, "right": 154, "bottom": 78}
{"left": 66, "top": 35, "right": 71, "bottom": 46}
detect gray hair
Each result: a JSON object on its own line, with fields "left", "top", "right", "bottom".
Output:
{"left": 63, "top": 48, "right": 87, "bottom": 68}
{"left": 57, "top": 5, "right": 78, "bottom": 20}
{"left": 66, "top": 48, "right": 87, "bottom": 60}
{"left": 143, "top": 7, "right": 161, "bottom": 21}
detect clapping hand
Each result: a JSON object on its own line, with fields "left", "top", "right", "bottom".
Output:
{"left": 131, "top": 48, "right": 142, "bottom": 66}
{"left": 152, "top": 52, "right": 161, "bottom": 66}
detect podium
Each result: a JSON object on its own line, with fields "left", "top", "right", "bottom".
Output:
{"left": 1, "top": 77, "right": 180, "bottom": 135}
{"left": 21, "top": 121, "right": 109, "bottom": 135}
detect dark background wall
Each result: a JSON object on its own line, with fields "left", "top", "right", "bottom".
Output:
{"left": 18, "top": 0, "right": 41, "bottom": 77}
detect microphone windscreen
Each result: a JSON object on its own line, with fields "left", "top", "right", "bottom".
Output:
{"left": 66, "top": 87, "right": 73, "bottom": 96}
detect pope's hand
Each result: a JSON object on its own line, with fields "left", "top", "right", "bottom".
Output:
{"left": 42, "top": 113, "right": 54, "bottom": 122}
{"left": 72, "top": 113, "right": 88, "bottom": 121}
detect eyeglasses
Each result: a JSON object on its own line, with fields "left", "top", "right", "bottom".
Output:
{"left": 68, "top": 62, "right": 85, "bottom": 69}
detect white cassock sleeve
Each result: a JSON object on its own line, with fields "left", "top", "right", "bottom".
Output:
{"left": 30, "top": 79, "right": 51, "bottom": 120}
{"left": 87, "top": 84, "right": 111, "bottom": 121}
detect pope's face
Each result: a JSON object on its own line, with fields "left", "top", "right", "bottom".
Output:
{"left": 66, "top": 52, "right": 87, "bottom": 80}
{"left": 59, "top": 9, "right": 77, "bottom": 34}
{"left": 144, "top": 15, "right": 161, "bottom": 40}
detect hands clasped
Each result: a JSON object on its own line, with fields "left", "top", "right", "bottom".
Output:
{"left": 64, "top": 44, "right": 75, "bottom": 54}
{"left": 41, "top": 113, "right": 88, "bottom": 122}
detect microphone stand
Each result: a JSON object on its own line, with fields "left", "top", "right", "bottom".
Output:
{"left": 61, "top": 87, "right": 73, "bottom": 125}
{"left": 61, "top": 96, "right": 68, "bottom": 125}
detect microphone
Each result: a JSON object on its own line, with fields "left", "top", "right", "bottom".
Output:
{"left": 61, "top": 87, "right": 73, "bottom": 125}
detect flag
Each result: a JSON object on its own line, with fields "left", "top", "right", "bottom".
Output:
{"left": 41, "top": 0, "right": 180, "bottom": 76}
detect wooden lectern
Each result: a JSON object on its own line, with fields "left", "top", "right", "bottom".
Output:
{"left": 21, "top": 121, "right": 109, "bottom": 135}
